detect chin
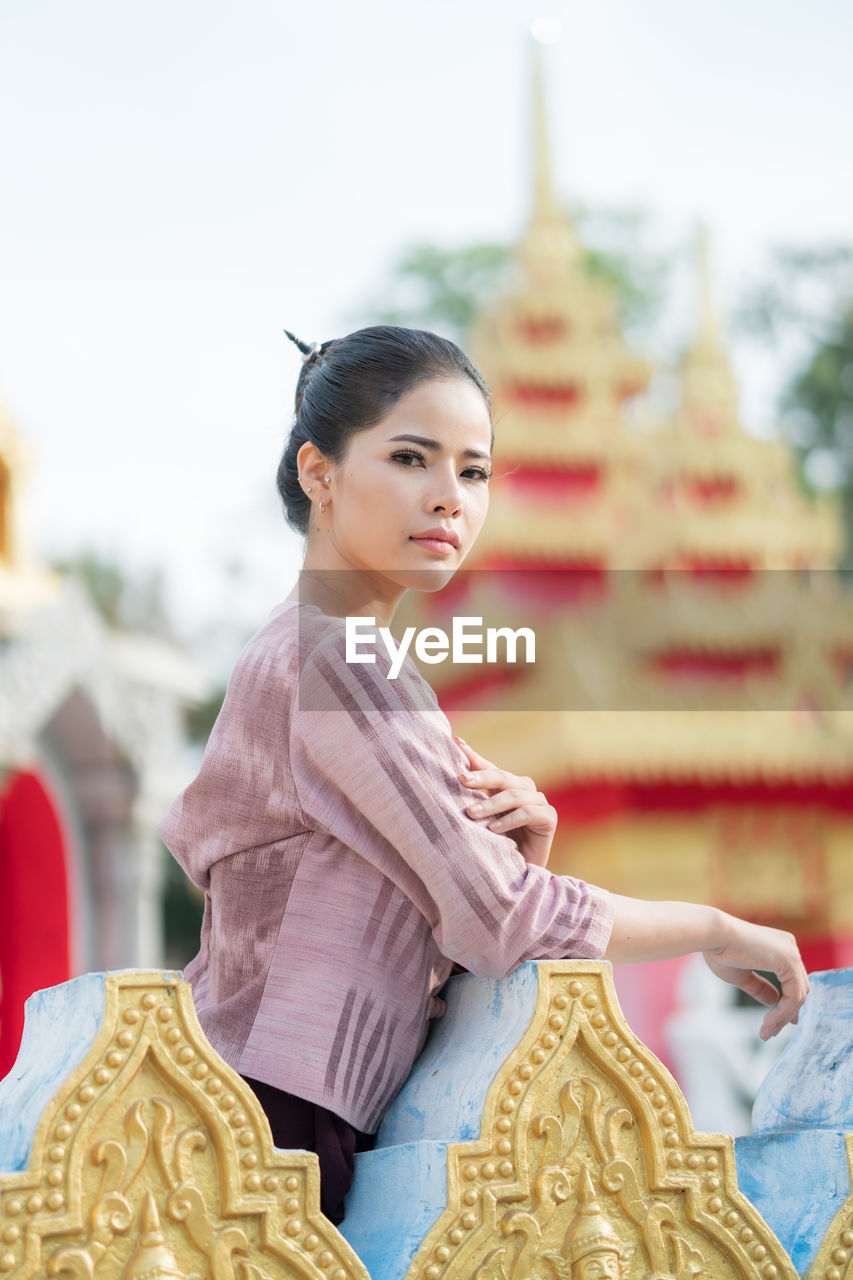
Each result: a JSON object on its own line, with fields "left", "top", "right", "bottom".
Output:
{"left": 389, "top": 566, "right": 459, "bottom": 594}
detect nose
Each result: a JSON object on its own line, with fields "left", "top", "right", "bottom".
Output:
{"left": 428, "top": 464, "right": 464, "bottom": 514}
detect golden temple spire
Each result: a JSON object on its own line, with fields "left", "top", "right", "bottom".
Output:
{"left": 532, "top": 40, "right": 557, "bottom": 220}
{"left": 675, "top": 223, "right": 740, "bottom": 436}
{"left": 516, "top": 32, "right": 582, "bottom": 276}
{"left": 459, "top": 27, "right": 655, "bottom": 573}
{"left": 650, "top": 222, "right": 841, "bottom": 570}
{"left": 694, "top": 222, "right": 722, "bottom": 355}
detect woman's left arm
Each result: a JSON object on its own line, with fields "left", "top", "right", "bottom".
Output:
{"left": 454, "top": 737, "right": 557, "bottom": 869}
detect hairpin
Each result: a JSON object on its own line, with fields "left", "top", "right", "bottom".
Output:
{"left": 283, "top": 329, "right": 321, "bottom": 364}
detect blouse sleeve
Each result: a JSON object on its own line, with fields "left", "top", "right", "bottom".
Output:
{"left": 288, "top": 625, "right": 614, "bottom": 979}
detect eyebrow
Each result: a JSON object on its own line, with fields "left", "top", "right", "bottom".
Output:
{"left": 386, "top": 433, "right": 492, "bottom": 461}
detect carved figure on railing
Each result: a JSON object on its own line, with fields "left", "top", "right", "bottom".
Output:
{"left": 120, "top": 1194, "right": 187, "bottom": 1280}
{"left": 548, "top": 1164, "right": 631, "bottom": 1280}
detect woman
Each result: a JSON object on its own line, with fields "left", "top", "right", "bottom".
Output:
{"left": 158, "top": 325, "right": 808, "bottom": 1225}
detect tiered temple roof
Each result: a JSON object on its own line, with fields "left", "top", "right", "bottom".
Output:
{"left": 646, "top": 227, "right": 841, "bottom": 571}
{"left": 408, "top": 44, "right": 853, "bottom": 789}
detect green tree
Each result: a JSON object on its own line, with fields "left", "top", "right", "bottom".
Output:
{"left": 361, "top": 203, "right": 672, "bottom": 347}
{"left": 736, "top": 244, "right": 853, "bottom": 567}
{"left": 186, "top": 684, "right": 227, "bottom": 745}
{"left": 368, "top": 242, "right": 511, "bottom": 341}
{"left": 52, "top": 549, "right": 174, "bottom": 636}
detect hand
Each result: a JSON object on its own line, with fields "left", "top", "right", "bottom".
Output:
{"left": 454, "top": 736, "right": 557, "bottom": 868}
{"left": 604, "top": 896, "right": 810, "bottom": 1041}
{"left": 701, "top": 915, "right": 809, "bottom": 1041}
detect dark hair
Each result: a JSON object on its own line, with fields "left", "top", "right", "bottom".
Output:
{"left": 277, "top": 325, "right": 493, "bottom": 536}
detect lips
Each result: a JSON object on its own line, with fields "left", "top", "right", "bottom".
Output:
{"left": 409, "top": 528, "right": 460, "bottom": 548}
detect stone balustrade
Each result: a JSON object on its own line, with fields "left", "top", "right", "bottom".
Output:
{"left": 0, "top": 961, "right": 846, "bottom": 1280}
{"left": 735, "top": 970, "right": 853, "bottom": 1280}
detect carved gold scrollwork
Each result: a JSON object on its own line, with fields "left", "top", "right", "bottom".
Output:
{"left": 0, "top": 964, "right": 810, "bottom": 1280}
{"left": 0, "top": 971, "right": 369, "bottom": 1280}
{"left": 402, "top": 962, "right": 798, "bottom": 1280}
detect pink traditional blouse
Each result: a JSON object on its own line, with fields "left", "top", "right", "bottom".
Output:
{"left": 157, "top": 599, "right": 615, "bottom": 1132}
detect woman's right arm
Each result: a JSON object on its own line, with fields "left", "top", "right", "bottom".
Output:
{"left": 451, "top": 741, "right": 810, "bottom": 1039}
{"left": 290, "top": 628, "right": 614, "bottom": 977}
{"left": 603, "top": 893, "right": 809, "bottom": 1040}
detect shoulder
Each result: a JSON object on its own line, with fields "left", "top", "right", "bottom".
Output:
{"left": 289, "top": 618, "right": 467, "bottom": 806}
{"left": 226, "top": 601, "right": 342, "bottom": 692}
{"left": 296, "top": 616, "right": 438, "bottom": 721}
{"left": 192, "top": 604, "right": 345, "bottom": 745}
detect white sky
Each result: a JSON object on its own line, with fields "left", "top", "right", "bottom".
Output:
{"left": 2, "top": 0, "right": 852, "bottom": 655}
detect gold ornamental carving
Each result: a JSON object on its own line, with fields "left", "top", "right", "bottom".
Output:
{"left": 400, "top": 961, "right": 797, "bottom": 1280}
{"left": 0, "top": 971, "right": 369, "bottom": 1280}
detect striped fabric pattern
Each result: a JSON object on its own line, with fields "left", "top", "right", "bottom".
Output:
{"left": 158, "top": 600, "right": 615, "bottom": 1133}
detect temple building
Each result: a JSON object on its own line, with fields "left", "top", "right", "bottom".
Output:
{"left": 396, "top": 48, "right": 853, "bottom": 1126}
{"left": 0, "top": 393, "right": 205, "bottom": 1078}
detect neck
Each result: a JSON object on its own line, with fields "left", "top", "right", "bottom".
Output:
{"left": 287, "top": 543, "right": 406, "bottom": 629}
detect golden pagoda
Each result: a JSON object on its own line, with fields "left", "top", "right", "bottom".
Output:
{"left": 397, "top": 43, "right": 853, "bottom": 997}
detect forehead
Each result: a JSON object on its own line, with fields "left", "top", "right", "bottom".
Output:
{"left": 369, "top": 377, "right": 493, "bottom": 449}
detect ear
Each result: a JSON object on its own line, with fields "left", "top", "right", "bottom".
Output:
{"left": 295, "top": 441, "right": 333, "bottom": 497}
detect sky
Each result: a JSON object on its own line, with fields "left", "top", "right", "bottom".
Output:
{"left": 2, "top": 0, "right": 852, "bottom": 662}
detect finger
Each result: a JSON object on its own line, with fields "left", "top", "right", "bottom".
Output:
{"left": 759, "top": 1012, "right": 783, "bottom": 1041}
{"left": 453, "top": 737, "right": 493, "bottom": 771}
{"left": 759, "top": 975, "right": 809, "bottom": 1039}
{"left": 467, "top": 788, "right": 547, "bottom": 818}
{"left": 487, "top": 804, "right": 555, "bottom": 835}
{"left": 461, "top": 768, "right": 524, "bottom": 795}
{"left": 774, "top": 966, "right": 810, "bottom": 1011}
{"left": 707, "top": 962, "right": 771, "bottom": 1001}
{"left": 731, "top": 971, "right": 781, "bottom": 1008}
{"left": 703, "top": 958, "right": 782, "bottom": 1007}
{"left": 759, "top": 996, "right": 801, "bottom": 1040}
{"left": 707, "top": 964, "right": 803, "bottom": 1039}
{"left": 485, "top": 807, "right": 531, "bottom": 832}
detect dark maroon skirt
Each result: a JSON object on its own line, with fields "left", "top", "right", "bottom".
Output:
{"left": 240, "top": 1075, "right": 375, "bottom": 1224}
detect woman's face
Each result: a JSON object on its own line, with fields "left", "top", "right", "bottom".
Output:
{"left": 321, "top": 376, "right": 493, "bottom": 593}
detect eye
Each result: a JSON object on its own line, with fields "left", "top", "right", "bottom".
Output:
{"left": 391, "top": 455, "right": 491, "bottom": 483}
{"left": 390, "top": 449, "right": 426, "bottom": 467}
{"left": 391, "top": 450, "right": 492, "bottom": 482}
